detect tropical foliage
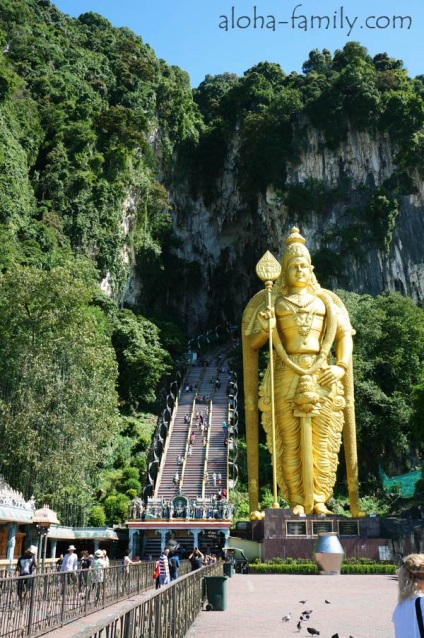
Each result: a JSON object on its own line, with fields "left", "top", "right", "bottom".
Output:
{"left": 0, "top": 0, "right": 193, "bottom": 524}
{"left": 0, "top": 0, "right": 423, "bottom": 524}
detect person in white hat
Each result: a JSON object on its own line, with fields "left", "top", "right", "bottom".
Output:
{"left": 61, "top": 545, "right": 78, "bottom": 574}
{"left": 90, "top": 548, "right": 107, "bottom": 602}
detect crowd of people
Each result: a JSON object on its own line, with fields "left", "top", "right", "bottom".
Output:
{"left": 152, "top": 547, "right": 182, "bottom": 588}
{"left": 152, "top": 544, "right": 220, "bottom": 589}
{"left": 14, "top": 544, "right": 121, "bottom": 604}
{"left": 172, "top": 407, "right": 211, "bottom": 492}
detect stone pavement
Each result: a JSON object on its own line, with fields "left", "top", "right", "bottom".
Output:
{"left": 46, "top": 573, "right": 398, "bottom": 637}
{"left": 186, "top": 573, "right": 398, "bottom": 638}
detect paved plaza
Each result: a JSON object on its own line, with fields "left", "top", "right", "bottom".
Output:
{"left": 186, "top": 573, "right": 398, "bottom": 638}
{"left": 50, "top": 573, "right": 398, "bottom": 637}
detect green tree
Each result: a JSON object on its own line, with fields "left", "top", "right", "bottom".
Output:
{"left": 302, "top": 48, "right": 333, "bottom": 75}
{"left": 365, "top": 189, "right": 399, "bottom": 253}
{"left": 338, "top": 291, "right": 424, "bottom": 472}
{"left": 0, "top": 260, "right": 120, "bottom": 521}
{"left": 112, "top": 309, "right": 171, "bottom": 411}
{"left": 88, "top": 505, "right": 106, "bottom": 527}
{"left": 193, "top": 72, "right": 239, "bottom": 123}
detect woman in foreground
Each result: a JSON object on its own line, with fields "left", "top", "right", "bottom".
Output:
{"left": 393, "top": 553, "right": 424, "bottom": 637}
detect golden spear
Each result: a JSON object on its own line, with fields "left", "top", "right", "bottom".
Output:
{"left": 255, "top": 251, "right": 281, "bottom": 509}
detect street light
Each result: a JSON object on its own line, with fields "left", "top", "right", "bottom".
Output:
{"left": 32, "top": 505, "right": 60, "bottom": 570}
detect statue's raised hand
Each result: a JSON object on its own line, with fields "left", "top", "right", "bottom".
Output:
{"left": 258, "top": 306, "right": 276, "bottom": 333}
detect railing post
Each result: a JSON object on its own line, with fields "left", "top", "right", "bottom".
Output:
{"left": 26, "top": 576, "right": 37, "bottom": 637}
{"left": 155, "top": 593, "right": 161, "bottom": 638}
{"left": 102, "top": 570, "right": 106, "bottom": 608}
{"left": 172, "top": 580, "right": 177, "bottom": 638}
{"left": 60, "top": 572, "right": 67, "bottom": 626}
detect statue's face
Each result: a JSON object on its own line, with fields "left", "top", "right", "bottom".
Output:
{"left": 285, "top": 257, "right": 312, "bottom": 289}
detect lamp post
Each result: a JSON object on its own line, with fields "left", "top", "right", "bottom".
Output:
{"left": 32, "top": 505, "right": 60, "bottom": 570}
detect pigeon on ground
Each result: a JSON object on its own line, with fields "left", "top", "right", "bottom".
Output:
{"left": 282, "top": 612, "right": 292, "bottom": 621}
{"left": 331, "top": 634, "right": 339, "bottom": 638}
{"left": 299, "top": 599, "right": 307, "bottom": 604}
{"left": 325, "top": 599, "right": 331, "bottom": 604}
{"left": 306, "top": 629, "right": 320, "bottom": 636}
{"left": 297, "top": 621, "right": 302, "bottom": 631}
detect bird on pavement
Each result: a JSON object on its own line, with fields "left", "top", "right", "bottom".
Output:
{"left": 325, "top": 599, "right": 331, "bottom": 604}
{"left": 282, "top": 612, "right": 292, "bottom": 621}
{"left": 297, "top": 621, "right": 302, "bottom": 631}
{"left": 299, "top": 599, "right": 307, "bottom": 604}
{"left": 306, "top": 629, "right": 320, "bottom": 636}
{"left": 331, "top": 634, "right": 339, "bottom": 638}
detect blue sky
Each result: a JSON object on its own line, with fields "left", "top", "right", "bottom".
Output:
{"left": 52, "top": 0, "right": 424, "bottom": 87}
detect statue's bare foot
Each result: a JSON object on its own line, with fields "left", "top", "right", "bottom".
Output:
{"left": 350, "top": 499, "right": 366, "bottom": 518}
{"left": 292, "top": 504, "right": 305, "bottom": 515}
{"left": 313, "top": 503, "right": 331, "bottom": 515}
{"left": 250, "top": 510, "right": 265, "bottom": 521}
{"left": 351, "top": 509, "right": 366, "bottom": 518}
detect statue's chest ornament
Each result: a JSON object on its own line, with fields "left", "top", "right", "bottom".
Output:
{"left": 283, "top": 295, "right": 316, "bottom": 337}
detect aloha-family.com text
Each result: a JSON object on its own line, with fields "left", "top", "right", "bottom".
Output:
{"left": 218, "top": 4, "right": 413, "bottom": 36}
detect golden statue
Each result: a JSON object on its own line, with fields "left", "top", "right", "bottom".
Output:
{"left": 242, "top": 227, "right": 363, "bottom": 518}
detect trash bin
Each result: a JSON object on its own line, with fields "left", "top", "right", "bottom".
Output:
{"left": 204, "top": 575, "right": 227, "bottom": 611}
{"left": 223, "top": 562, "right": 234, "bottom": 578}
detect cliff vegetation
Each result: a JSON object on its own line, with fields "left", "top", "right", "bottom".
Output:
{"left": 0, "top": 0, "right": 423, "bottom": 521}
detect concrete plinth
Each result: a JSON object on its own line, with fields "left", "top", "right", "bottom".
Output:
{"left": 254, "top": 508, "right": 389, "bottom": 561}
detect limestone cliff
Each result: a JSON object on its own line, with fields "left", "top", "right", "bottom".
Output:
{"left": 134, "top": 120, "right": 423, "bottom": 333}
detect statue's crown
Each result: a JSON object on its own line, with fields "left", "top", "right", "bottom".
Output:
{"left": 282, "top": 227, "right": 310, "bottom": 270}
{"left": 285, "top": 227, "right": 306, "bottom": 248}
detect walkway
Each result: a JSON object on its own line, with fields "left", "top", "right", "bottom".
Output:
{"left": 43, "top": 588, "right": 154, "bottom": 638}
{"left": 49, "top": 573, "right": 398, "bottom": 637}
{"left": 186, "top": 573, "right": 398, "bottom": 638}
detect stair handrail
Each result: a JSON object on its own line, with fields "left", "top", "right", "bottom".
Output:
{"left": 153, "top": 391, "right": 181, "bottom": 498}
{"left": 227, "top": 370, "right": 239, "bottom": 490}
{"left": 179, "top": 397, "right": 197, "bottom": 490}
{"left": 201, "top": 399, "right": 213, "bottom": 499}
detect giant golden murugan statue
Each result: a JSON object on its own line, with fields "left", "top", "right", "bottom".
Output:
{"left": 242, "top": 227, "right": 363, "bottom": 518}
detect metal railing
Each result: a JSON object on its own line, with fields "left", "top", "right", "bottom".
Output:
{"left": 0, "top": 560, "right": 193, "bottom": 638}
{"left": 73, "top": 561, "right": 223, "bottom": 638}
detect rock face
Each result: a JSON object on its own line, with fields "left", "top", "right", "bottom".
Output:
{"left": 128, "top": 123, "right": 424, "bottom": 332}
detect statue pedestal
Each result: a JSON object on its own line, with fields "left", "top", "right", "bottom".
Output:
{"left": 252, "top": 508, "right": 388, "bottom": 562}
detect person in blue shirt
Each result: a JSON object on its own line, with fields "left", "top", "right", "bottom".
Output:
{"left": 168, "top": 552, "right": 181, "bottom": 581}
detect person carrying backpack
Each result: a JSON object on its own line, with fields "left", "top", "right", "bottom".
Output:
{"left": 15, "top": 546, "right": 37, "bottom": 604}
{"left": 168, "top": 552, "right": 180, "bottom": 581}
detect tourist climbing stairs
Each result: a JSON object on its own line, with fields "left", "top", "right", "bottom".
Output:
{"left": 154, "top": 355, "right": 230, "bottom": 505}
{"left": 154, "top": 364, "right": 205, "bottom": 502}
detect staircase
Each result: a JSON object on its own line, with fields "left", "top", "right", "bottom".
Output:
{"left": 204, "top": 372, "right": 228, "bottom": 500}
{"left": 143, "top": 536, "right": 162, "bottom": 559}
{"left": 155, "top": 356, "right": 229, "bottom": 504}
